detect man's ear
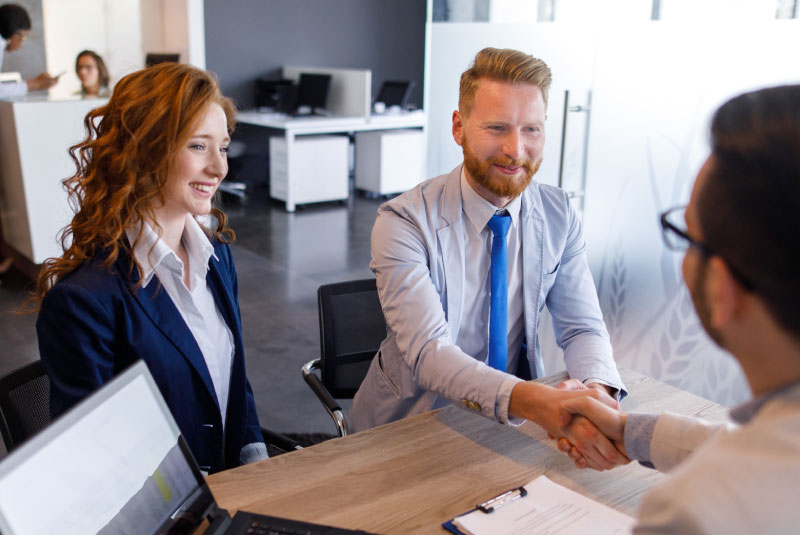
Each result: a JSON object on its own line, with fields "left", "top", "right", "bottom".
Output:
{"left": 706, "top": 256, "right": 747, "bottom": 329}
{"left": 452, "top": 110, "right": 464, "bottom": 147}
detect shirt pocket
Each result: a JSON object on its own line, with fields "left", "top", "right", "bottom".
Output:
{"left": 376, "top": 350, "right": 401, "bottom": 398}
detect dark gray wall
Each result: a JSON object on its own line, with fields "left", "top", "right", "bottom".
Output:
{"left": 204, "top": 0, "right": 426, "bottom": 110}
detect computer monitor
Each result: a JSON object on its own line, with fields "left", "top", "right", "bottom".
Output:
{"left": 145, "top": 53, "right": 180, "bottom": 67}
{"left": 375, "top": 81, "right": 414, "bottom": 109}
{"left": 0, "top": 361, "right": 373, "bottom": 535}
{"left": 0, "top": 361, "right": 204, "bottom": 534}
{"left": 296, "top": 73, "right": 332, "bottom": 115}
{"left": 255, "top": 78, "right": 298, "bottom": 113}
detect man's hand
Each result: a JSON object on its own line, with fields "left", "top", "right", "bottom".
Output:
{"left": 557, "top": 397, "right": 629, "bottom": 469}
{"left": 509, "top": 381, "right": 628, "bottom": 470}
{"left": 26, "top": 72, "right": 59, "bottom": 91}
{"left": 557, "top": 378, "right": 620, "bottom": 410}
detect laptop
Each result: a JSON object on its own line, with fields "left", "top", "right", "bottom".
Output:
{"left": 0, "top": 361, "right": 375, "bottom": 535}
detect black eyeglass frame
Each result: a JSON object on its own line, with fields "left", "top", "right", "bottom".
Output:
{"left": 659, "top": 206, "right": 755, "bottom": 291}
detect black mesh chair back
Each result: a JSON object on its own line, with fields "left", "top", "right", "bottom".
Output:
{"left": 318, "top": 279, "right": 386, "bottom": 398}
{"left": 0, "top": 360, "right": 51, "bottom": 452}
{"left": 303, "top": 278, "right": 386, "bottom": 436}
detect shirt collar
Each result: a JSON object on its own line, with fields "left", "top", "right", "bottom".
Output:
{"left": 126, "top": 215, "right": 217, "bottom": 287}
{"left": 729, "top": 379, "right": 800, "bottom": 424}
{"left": 460, "top": 167, "right": 522, "bottom": 235}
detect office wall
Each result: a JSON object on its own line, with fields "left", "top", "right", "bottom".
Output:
{"left": 141, "top": 0, "right": 206, "bottom": 69}
{"left": 204, "top": 0, "right": 426, "bottom": 109}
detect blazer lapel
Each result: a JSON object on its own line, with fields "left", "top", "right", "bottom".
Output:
{"left": 206, "top": 254, "right": 238, "bottom": 341}
{"left": 120, "top": 255, "right": 219, "bottom": 407}
{"left": 521, "top": 187, "right": 545, "bottom": 379}
{"left": 437, "top": 167, "right": 466, "bottom": 337}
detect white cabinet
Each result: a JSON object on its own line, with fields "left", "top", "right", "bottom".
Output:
{"left": 355, "top": 129, "right": 425, "bottom": 195}
{"left": 269, "top": 135, "right": 349, "bottom": 206}
{"left": 0, "top": 97, "right": 103, "bottom": 264}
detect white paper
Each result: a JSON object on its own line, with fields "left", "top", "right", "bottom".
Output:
{"left": 453, "top": 475, "right": 635, "bottom": 535}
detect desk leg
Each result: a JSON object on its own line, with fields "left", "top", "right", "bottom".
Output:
{"left": 284, "top": 130, "right": 296, "bottom": 212}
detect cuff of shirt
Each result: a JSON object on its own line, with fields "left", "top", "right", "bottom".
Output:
{"left": 624, "top": 412, "right": 659, "bottom": 469}
{"left": 497, "top": 374, "right": 524, "bottom": 425}
{"left": 240, "top": 441, "right": 269, "bottom": 465}
{"left": 583, "top": 377, "right": 622, "bottom": 400}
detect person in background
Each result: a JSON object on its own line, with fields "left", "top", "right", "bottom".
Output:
{"left": 74, "top": 49, "right": 109, "bottom": 97}
{"left": 0, "top": 3, "right": 58, "bottom": 98}
{"left": 33, "top": 63, "right": 267, "bottom": 474}
{"left": 350, "top": 47, "right": 627, "bottom": 470}
{"left": 560, "top": 85, "right": 800, "bottom": 534}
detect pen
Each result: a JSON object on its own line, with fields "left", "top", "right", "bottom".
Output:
{"left": 477, "top": 486, "right": 528, "bottom": 513}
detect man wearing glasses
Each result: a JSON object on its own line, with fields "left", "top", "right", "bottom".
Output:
{"left": 0, "top": 3, "right": 59, "bottom": 99}
{"left": 559, "top": 85, "right": 800, "bottom": 533}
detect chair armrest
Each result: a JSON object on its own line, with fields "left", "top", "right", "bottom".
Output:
{"left": 302, "top": 359, "right": 350, "bottom": 436}
{"left": 302, "top": 359, "right": 341, "bottom": 413}
{"left": 261, "top": 427, "right": 303, "bottom": 454}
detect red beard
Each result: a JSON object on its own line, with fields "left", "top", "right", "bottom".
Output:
{"left": 462, "top": 136, "right": 541, "bottom": 199}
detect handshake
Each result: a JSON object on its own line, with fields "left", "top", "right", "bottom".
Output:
{"left": 509, "top": 379, "right": 630, "bottom": 471}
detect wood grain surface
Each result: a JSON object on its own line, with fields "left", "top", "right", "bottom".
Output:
{"left": 206, "top": 368, "right": 729, "bottom": 534}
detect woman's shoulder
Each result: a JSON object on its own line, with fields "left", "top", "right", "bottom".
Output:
{"left": 51, "top": 252, "right": 132, "bottom": 295}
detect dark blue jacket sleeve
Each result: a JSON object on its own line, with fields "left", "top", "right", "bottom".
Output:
{"left": 37, "top": 279, "right": 119, "bottom": 418}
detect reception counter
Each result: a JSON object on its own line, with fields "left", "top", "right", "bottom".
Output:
{"left": 0, "top": 95, "right": 103, "bottom": 272}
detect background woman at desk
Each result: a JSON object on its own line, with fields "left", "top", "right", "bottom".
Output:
{"left": 74, "top": 49, "right": 109, "bottom": 97}
{"left": 33, "top": 62, "right": 267, "bottom": 474}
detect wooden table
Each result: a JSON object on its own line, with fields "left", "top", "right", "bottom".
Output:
{"left": 206, "top": 369, "right": 729, "bottom": 534}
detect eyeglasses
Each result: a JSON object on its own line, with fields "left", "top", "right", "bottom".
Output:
{"left": 659, "top": 206, "right": 710, "bottom": 255}
{"left": 659, "top": 206, "right": 755, "bottom": 291}
{"left": 14, "top": 31, "right": 27, "bottom": 42}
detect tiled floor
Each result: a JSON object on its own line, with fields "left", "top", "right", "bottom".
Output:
{"left": 0, "top": 184, "right": 385, "bottom": 444}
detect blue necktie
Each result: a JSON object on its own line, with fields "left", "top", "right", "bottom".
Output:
{"left": 487, "top": 213, "right": 511, "bottom": 371}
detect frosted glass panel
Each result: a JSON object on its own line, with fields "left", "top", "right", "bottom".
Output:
{"left": 583, "top": 21, "right": 800, "bottom": 405}
{"left": 428, "top": 19, "right": 800, "bottom": 406}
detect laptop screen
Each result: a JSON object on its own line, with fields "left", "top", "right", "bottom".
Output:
{"left": 0, "top": 362, "right": 214, "bottom": 535}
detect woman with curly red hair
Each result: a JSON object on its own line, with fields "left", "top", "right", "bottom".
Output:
{"left": 34, "top": 62, "right": 266, "bottom": 473}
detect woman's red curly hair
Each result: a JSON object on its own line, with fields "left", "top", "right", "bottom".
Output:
{"left": 30, "top": 62, "right": 236, "bottom": 310}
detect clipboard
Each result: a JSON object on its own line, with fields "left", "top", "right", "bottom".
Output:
{"left": 441, "top": 476, "right": 636, "bottom": 535}
{"left": 441, "top": 486, "right": 527, "bottom": 535}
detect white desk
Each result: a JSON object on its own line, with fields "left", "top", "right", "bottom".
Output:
{"left": 0, "top": 95, "right": 106, "bottom": 269}
{"left": 236, "top": 110, "right": 426, "bottom": 211}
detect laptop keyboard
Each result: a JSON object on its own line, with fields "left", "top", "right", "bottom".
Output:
{"left": 228, "top": 512, "right": 376, "bottom": 535}
{"left": 245, "top": 519, "right": 319, "bottom": 535}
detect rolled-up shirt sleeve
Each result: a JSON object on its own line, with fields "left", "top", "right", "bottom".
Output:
{"left": 624, "top": 412, "right": 659, "bottom": 469}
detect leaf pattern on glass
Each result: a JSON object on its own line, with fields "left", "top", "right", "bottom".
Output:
{"left": 606, "top": 246, "right": 626, "bottom": 346}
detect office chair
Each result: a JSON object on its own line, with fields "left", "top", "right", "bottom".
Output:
{"left": 218, "top": 140, "right": 248, "bottom": 202}
{"left": 0, "top": 360, "right": 51, "bottom": 452}
{"left": 0, "top": 359, "right": 299, "bottom": 457}
{"left": 302, "top": 279, "right": 386, "bottom": 437}
{"left": 262, "top": 427, "right": 303, "bottom": 455}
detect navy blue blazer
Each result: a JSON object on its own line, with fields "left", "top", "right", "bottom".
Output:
{"left": 36, "top": 241, "right": 263, "bottom": 474}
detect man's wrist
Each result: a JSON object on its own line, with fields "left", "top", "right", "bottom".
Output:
{"left": 585, "top": 381, "right": 619, "bottom": 399}
{"left": 508, "top": 381, "right": 548, "bottom": 422}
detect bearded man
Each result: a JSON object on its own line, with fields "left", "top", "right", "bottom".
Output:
{"left": 350, "top": 48, "right": 626, "bottom": 469}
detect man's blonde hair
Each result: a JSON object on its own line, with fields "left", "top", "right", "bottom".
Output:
{"left": 458, "top": 47, "right": 552, "bottom": 117}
